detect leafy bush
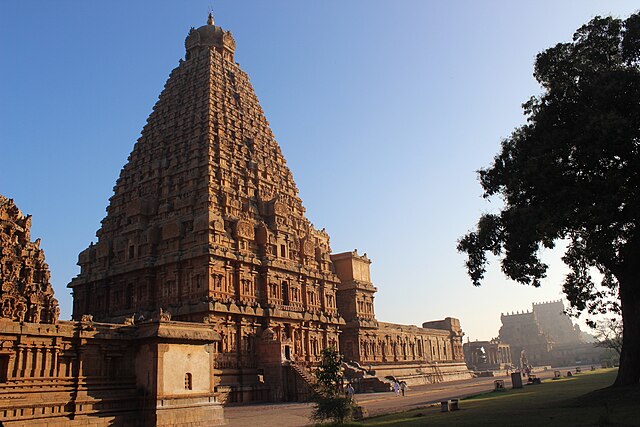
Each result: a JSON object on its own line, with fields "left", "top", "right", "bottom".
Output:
{"left": 311, "top": 347, "right": 357, "bottom": 425}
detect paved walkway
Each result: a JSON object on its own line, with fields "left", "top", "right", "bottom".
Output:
{"left": 224, "top": 369, "right": 558, "bottom": 426}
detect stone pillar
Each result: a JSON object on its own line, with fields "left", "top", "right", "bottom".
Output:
{"left": 291, "top": 326, "right": 298, "bottom": 356}
{"left": 304, "top": 328, "right": 311, "bottom": 362}
{"left": 28, "top": 346, "right": 36, "bottom": 377}
{"left": 51, "top": 346, "right": 59, "bottom": 377}
{"left": 13, "top": 345, "right": 24, "bottom": 378}
{"left": 40, "top": 346, "right": 49, "bottom": 377}
{"left": 7, "top": 353, "right": 16, "bottom": 381}
{"left": 322, "top": 328, "right": 328, "bottom": 350}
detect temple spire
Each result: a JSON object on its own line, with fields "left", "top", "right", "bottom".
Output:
{"left": 207, "top": 12, "right": 214, "bottom": 26}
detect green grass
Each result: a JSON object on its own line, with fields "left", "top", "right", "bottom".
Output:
{"left": 344, "top": 369, "right": 640, "bottom": 427}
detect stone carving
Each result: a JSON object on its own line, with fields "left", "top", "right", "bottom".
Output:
{"left": 0, "top": 195, "right": 59, "bottom": 324}
{"left": 235, "top": 220, "right": 255, "bottom": 240}
{"left": 261, "top": 327, "right": 277, "bottom": 341}
{"left": 301, "top": 239, "right": 315, "bottom": 257}
{"left": 273, "top": 200, "right": 289, "bottom": 217}
{"left": 159, "top": 308, "right": 171, "bottom": 322}
{"left": 15, "top": 302, "right": 26, "bottom": 322}
{"left": 202, "top": 313, "right": 217, "bottom": 324}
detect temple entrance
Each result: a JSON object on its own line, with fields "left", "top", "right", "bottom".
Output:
{"left": 0, "top": 355, "right": 8, "bottom": 382}
{"left": 284, "top": 345, "right": 291, "bottom": 361}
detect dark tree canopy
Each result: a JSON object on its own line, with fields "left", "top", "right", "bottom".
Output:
{"left": 458, "top": 13, "right": 640, "bottom": 386}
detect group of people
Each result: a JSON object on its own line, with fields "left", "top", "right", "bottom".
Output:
{"left": 392, "top": 380, "right": 407, "bottom": 397}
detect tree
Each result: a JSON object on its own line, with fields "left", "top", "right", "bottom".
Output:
{"left": 311, "top": 347, "right": 355, "bottom": 424}
{"left": 457, "top": 13, "right": 640, "bottom": 387}
{"left": 594, "top": 318, "right": 623, "bottom": 357}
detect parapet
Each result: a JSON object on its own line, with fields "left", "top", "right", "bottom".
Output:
{"left": 422, "top": 317, "right": 461, "bottom": 333}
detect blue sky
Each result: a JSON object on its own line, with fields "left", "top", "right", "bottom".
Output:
{"left": 1, "top": 1, "right": 637, "bottom": 340}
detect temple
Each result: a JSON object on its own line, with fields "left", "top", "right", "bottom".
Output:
{"left": 497, "top": 301, "right": 607, "bottom": 368}
{"left": 66, "top": 15, "right": 468, "bottom": 402}
{"left": 0, "top": 15, "right": 468, "bottom": 425}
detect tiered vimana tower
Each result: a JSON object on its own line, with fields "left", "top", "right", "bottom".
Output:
{"left": 69, "top": 14, "right": 343, "bottom": 401}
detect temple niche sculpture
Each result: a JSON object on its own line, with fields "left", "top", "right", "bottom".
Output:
{"left": 0, "top": 195, "right": 59, "bottom": 324}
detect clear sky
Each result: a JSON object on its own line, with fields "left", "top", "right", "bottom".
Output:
{"left": 1, "top": 1, "right": 637, "bottom": 340}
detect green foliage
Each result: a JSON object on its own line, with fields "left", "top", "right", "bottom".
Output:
{"left": 311, "top": 347, "right": 356, "bottom": 424}
{"left": 458, "top": 13, "right": 640, "bottom": 386}
{"left": 312, "top": 394, "right": 355, "bottom": 425}
{"left": 315, "top": 347, "right": 344, "bottom": 395}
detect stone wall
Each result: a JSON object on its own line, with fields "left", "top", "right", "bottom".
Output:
{"left": 0, "top": 319, "right": 224, "bottom": 426}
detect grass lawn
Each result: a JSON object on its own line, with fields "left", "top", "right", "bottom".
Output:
{"left": 346, "top": 369, "right": 640, "bottom": 427}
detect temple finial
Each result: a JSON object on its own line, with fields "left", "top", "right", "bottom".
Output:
{"left": 207, "top": 12, "right": 215, "bottom": 26}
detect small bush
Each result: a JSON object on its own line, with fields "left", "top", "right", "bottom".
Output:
{"left": 311, "top": 347, "right": 357, "bottom": 425}
{"left": 311, "top": 394, "right": 356, "bottom": 424}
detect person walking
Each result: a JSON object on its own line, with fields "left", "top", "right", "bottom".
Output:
{"left": 400, "top": 381, "right": 407, "bottom": 396}
{"left": 346, "top": 383, "right": 355, "bottom": 401}
{"left": 393, "top": 380, "right": 400, "bottom": 397}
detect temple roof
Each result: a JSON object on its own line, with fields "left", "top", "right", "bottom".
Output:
{"left": 185, "top": 13, "right": 236, "bottom": 58}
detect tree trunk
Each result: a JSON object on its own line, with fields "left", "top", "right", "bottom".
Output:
{"left": 613, "top": 274, "right": 640, "bottom": 386}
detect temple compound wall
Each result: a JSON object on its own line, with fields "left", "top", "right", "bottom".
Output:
{"left": 0, "top": 319, "right": 224, "bottom": 427}
{"left": 0, "top": 195, "right": 225, "bottom": 426}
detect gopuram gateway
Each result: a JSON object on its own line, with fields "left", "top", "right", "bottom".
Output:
{"left": 498, "top": 301, "right": 609, "bottom": 368}
{"left": 0, "top": 16, "right": 468, "bottom": 425}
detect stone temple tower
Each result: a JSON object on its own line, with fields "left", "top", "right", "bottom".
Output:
{"left": 69, "top": 14, "right": 344, "bottom": 394}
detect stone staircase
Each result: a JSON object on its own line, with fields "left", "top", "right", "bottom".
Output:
{"left": 343, "top": 361, "right": 393, "bottom": 393}
{"left": 290, "top": 361, "right": 317, "bottom": 388}
{"left": 288, "top": 361, "right": 319, "bottom": 401}
{"left": 432, "top": 365, "right": 445, "bottom": 383}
